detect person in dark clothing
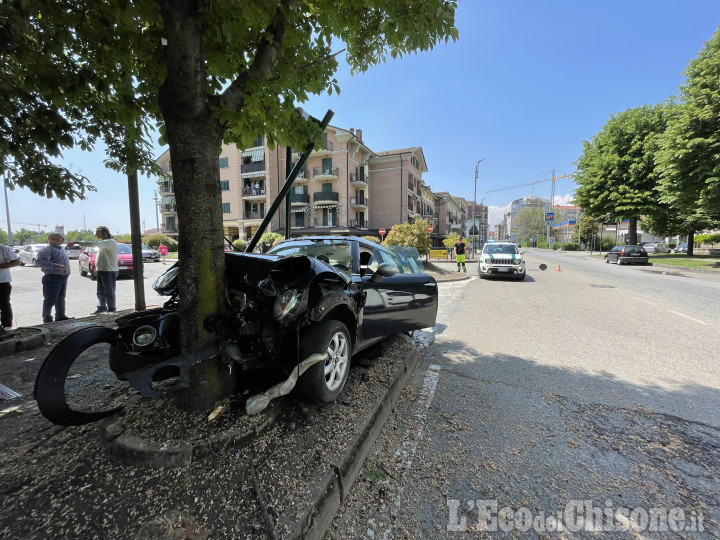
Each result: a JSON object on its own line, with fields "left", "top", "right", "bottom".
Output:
{"left": 37, "top": 233, "right": 72, "bottom": 323}
{"left": 454, "top": 238, "right": 467, "bottom": 273}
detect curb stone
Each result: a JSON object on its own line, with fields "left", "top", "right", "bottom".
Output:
{"left": 98, "top": 399, "right": 283, "bottom": 467}
{"left": 285, "top": 347, "right": 419, "bottom": 539}
{"left": 0, "top": 326, "right": 48, "bottom": 356}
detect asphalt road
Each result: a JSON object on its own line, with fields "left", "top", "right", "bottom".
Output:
{"left": 6, "top": 259, "right": 174, "bottom": 328}
{"left": 331, "top": 252, "right": 720, "bottom": 538}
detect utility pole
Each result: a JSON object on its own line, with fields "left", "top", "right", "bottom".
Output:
{"left": 474, "top": 159, "right": 485, "bottom": 250}
{"left": 3, "top": 172, "right": 13, "bottom": 245}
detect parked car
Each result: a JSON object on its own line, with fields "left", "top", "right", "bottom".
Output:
{"left": 18, "top": 244, "right": 49, "bottom": 266}
{"left": 78, "top": 243, "right": 134, "bottom": 279}
{"left": 674, "top": 243, "right": 688, "bottom": 253}
{"left": 141, "top": 244, "right": 160, "bottom": 262}
{"left": 477, "top": 242, "right": 526, "bottom": 280}
{"left": 35, "top": 236, "right": 438, "bottom": 425}
{"left": 604, "top": 245, "right": 649, "bottom": 265}
{"left": 63, "top": 243, "right": 83, "bottom": 259}
{"left": 643, "top": 242, "right": 671, "bottom": 254}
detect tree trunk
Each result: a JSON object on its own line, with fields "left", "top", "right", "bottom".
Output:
{"left": 687, "top": 231, "right": 695, "bottom": 257}
{"left": 628, "top": 219, "right": 638, "bottom": 245}
{"left": 158, "top": 0, "right": 236, "bottom": 411}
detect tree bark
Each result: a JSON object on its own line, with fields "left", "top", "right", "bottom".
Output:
{"left": 628, "top": 219, "right": 638, "bottom": 245}
{"left": 158, "top": 0, "right": 236, "bottom": 410}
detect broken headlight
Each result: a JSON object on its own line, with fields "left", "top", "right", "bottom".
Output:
{"left": 132, "top": 325, "right": 158, "bottom": 347}
{"left": 272, "top": 289, "right": 301, "bottom": 320}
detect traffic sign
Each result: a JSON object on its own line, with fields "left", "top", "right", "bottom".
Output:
{"left": 427, "top": 226, "right": 433, "bottom": 233}
{"left": 545, "top": 212, "right": 555, "bottom": 222}
{"left": 379, "top": 228, "right": 386, "bottom": 236}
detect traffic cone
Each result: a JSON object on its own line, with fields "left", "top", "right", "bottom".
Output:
{"left": 557, "top": 265, "right": 562, "bottom": 272}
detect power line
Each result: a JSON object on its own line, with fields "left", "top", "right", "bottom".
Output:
{"left": 485, "top": 173, "right": 575, "bottom": 194}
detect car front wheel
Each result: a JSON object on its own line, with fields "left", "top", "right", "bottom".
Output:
{"left": 90, "top": 264, "right": 98, "bottom": 281}
{"left": 297, "top": 320, "right": 351, "bottom": 402}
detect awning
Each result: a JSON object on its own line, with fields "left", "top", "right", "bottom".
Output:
{"left": 241, "top": 171, "right": 266, "bottom": 179}
{"left": 242, "top": 148, "right": 265, "bottom": 162}
{"left": 161, "top": 196, "right": 175, "bottom": 204}
{"left": 290, "top": 207, "right": 309, "bottom": 213}
{"left": 314, "top": 204, "right": 338, "bottom": 210}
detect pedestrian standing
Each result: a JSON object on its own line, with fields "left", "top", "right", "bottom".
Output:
{"left": 454, "top": 237, "right": 467, "bottom": 273}
{"left": 37, "top": 233, "right": 72, "bottom": 323}
{"left": 158, "top": 242, "right": 168, "bottom": 264}
{"left": 94, "top": 226, "right": 118, "bottom": 314}
{"left": 0, "top": 243, "right": 21, "bottom": 331}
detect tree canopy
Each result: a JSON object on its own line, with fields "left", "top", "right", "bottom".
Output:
{"left": 2, "top": 0, "right": 458, "bottom": 408}
{"left": 385, "top": 219, "right": 432, "bottom": 256}
{"left": 573, "top": 104, "right": 669, "bottom": 244}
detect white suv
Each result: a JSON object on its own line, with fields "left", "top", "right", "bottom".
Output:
{"left": 478, "top": 242, "right": 526, "bottom": 280}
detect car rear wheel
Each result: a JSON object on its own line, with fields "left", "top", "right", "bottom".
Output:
{"left": 90, "top": 264, "right": 97, "bottom": 281}
{"left": 79, "top": 262, "right": 87, "bottom": 277}
{"left": 604, "top": 256, "right": 609, "bottom": 263}
{"left": 297, "top": 320, "right": 351, "bottom": 403}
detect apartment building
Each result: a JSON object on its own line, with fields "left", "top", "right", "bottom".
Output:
{"left": 156, "top": 125, "right": 462, "bottom": 246}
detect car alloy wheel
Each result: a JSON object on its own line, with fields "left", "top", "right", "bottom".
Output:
{"left": 297, "top": 319, "right": 351, "bottom": 402}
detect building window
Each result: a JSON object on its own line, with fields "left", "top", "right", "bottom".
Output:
{"left": 219, "top": 157, "right": 229, "bottom": 168}
{"left": 321, "top": 157, "right": 333, "bottom": 174}
{"left": 220, "top": 180, "right": 230, "bottom": 191}
{"left": 294, "top": 213, "right": 305, "bottom": 227}
{"left": 411, "top": 156, "right": 419, "bottom": 169}
{"left": 222, "top": 202, "right": 230, "bottom": 213}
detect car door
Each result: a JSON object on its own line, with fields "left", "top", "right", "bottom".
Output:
{"left": 357, "top": 244, "right": 437, "bottom": 341}
{"left": 606, "top": 247, "right": 619, "bottom": 263}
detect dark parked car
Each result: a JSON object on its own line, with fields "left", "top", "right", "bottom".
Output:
{"left": 604, "top": 245, "right": 649, "bottom": 265}
{"left": 35, "top": 236, "right": 438, "bottom": 425}
{"left": 674, "top": 242, "right": 688, "bottom": 253}
{"left": 78, "top": 243, "right": 134, "bottom": 279}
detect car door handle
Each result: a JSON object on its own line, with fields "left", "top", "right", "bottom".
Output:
{"left": 425, "top": 282, "right": 437, "bottom": 288}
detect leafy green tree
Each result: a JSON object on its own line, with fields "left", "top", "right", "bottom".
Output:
{"left": 514, "top": 207, "right": 548, "bottom": 242}
{"left": 2, "top": 1, "right": 458, "bottom": 408}
{"left": 442, "top": 232, "right": 462, "bottom": 249}
{"left": 572, "top": 214, "right": 597, "bottom": 247}
{"left": 0, "top": 229, "right": 8, "bottom": 245}
{"left": 12, "top": 228, "right": 39, "bottom": 245}
{"left": 360, "top": 235, "right": 381, "bottom": 244}
{"left": 657, "top": 29, "right": 720, "bottom": 255}
{"left": 144, "top": 233, "right": 177, "bottom": 251}
{"left": 574, "top": 104, "right": 669, "bottom": 244}
{"left": 385, "top": 220, "right": 432, "bottom": 256}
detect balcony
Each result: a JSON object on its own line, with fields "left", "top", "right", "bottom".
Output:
{"left": 242, "top": 185, "right": 266, "bottom": 201}
{"left": 351, "top": 220, "right": 367, "bottom": 229}
{"left": 349, "top": 173, "right": 367, "bottom": 188}
{"left": 313, "top": 191, "right": 339, "bottom": 204}
{"left": 241, "top": 161, "right": 266, "bottom": 174}
{"left": 160, "top": 204, "right": 176, "bottom": 214}
{"left": 244, "top": 211, "right": 267, "bottom": 221}
{"left": 313, "top": 166, "right": 339, "bottom": 181}
{"left": 350, "top": 196, "right": 368, "bottom": 208}
{"left": 292, "top": 168, "right": 309, "bottom": 184}
{"left": 290, "top": 193, "right": 310, "bottom": 205}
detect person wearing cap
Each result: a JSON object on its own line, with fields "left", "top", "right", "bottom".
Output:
{"left": 94, "top": 226, "right": 118, "bottom": 314}
{"left": 0, "top": 242, "right": 22, "bottom": 331}
{"left": 37, "top": 232, "right": 73, "bottom": 323}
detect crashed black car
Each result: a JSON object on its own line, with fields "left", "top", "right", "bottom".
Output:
{"left": 35, "top": 236, "right": 438, "bottom": 425}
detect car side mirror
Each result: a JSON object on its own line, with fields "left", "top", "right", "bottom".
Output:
{"left": 520, "top": 250, "right": 525, "bottom": 254}
{"left": 370, "top": 262, "right": 398, "bottom": 282}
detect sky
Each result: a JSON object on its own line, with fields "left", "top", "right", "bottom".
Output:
{"left": 4, "top": 1, "right": 720, "bottom": 236}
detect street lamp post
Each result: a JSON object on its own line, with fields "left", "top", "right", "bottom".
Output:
{"left": 474, "top": 159, "right": 485, "bottom": 250}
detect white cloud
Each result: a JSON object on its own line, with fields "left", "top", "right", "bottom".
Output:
{"left": 488, "top": 205, "right": 509, "bottom": 228}
{"left": 553, "top": 193, "right": 575, "bottom": 206}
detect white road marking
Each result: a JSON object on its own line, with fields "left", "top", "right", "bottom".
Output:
{"left": 634, "top": 297, "right": 656, "bottom": 305}
{"left": 670, "top": 311, "right": 710, "bottom": 326}
{"left": 378, "top": 364, "right": 441, "bottom": 539}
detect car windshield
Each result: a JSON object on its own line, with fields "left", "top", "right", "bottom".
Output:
{"left": 117, "top": 244, "right": 132, "bottom": 254}
{"left": 483, "top": 244, "right": 519, "bottom": 255}
{"left": 268, "top": 240, "right": 352, "bottom": 272}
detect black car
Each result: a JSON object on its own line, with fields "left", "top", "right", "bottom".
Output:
{"left": 35, "top": 236, "right": 438, "bottom": 425}
{"left": 604, "top": 245, "right": 649, "bottom": 265}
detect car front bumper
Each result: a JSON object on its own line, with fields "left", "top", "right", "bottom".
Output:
{"left": 479, "top": 264, "right": 525, "bottom": 276}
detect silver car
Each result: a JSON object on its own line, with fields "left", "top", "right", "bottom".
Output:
{"left": 643, "top": 242, "right": 671, "bottom": 254}
{"left": 18, "top": 244, "right": 49, "bottom": 267}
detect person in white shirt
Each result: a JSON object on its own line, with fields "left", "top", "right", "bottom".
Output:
{"left": 94, "top": 226, "right": 118, "bottom": 314}
{"left": 0, "top": 243, "right": 21, "bottom": 330}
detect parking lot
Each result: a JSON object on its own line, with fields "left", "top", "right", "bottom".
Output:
{"left": 7, "top": 259, "right": 173, "bottom": 328}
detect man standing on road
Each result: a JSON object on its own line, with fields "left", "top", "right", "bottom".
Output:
{"left": 37, "top": 233, "right": 72, "bottom": 323}
{"left": 454, "top": 237, "right": 467, "bottom": 273}
{"left": 0, "top": 243, "right": 21, "bottom": 331}
{"left": 94, "top": 226, "right": 118, "bottom": 314}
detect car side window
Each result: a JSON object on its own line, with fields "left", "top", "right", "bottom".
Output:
{"left": 359, "top": 248, "right": 380, "bottom": 276}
